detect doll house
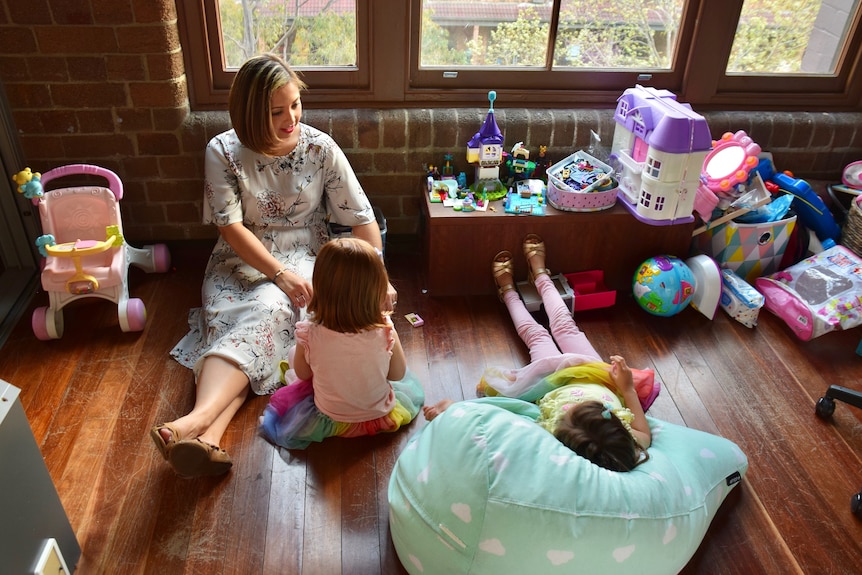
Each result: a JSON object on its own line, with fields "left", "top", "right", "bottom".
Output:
{"left": 610, "top": 85, "right": 712, "bottom": 225}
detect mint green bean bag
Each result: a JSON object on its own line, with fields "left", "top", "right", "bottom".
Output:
{"left": 388, "top": 398, "right": 747, "bottom": 575}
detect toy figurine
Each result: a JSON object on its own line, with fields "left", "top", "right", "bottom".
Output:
{"left": 13, "top": 167, "right": 43, "bottom": 199}
{"left": 506, "top": 142, "right": 536, "bottom": 183}
{"left": 457, "top": 172, "right": 467, "bottom": 189}
{"left": 533, "top": 145, "right": 550, "bottom": 183}
{"left": 466, "top": 91, "right": 507, "bottom": 201}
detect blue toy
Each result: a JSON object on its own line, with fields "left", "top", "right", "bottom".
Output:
{"left": 504, "top": 179, "right": 545, "bottom": 215}
{"left": 633, "top": 255, "right": 696, "bottom": 317}
{"left": 755, "top": 157, "right": 841, "bottom": 243}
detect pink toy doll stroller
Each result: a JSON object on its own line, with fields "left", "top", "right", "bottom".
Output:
{"left": 25, "top": 164, "right": 171, "bottom": 340}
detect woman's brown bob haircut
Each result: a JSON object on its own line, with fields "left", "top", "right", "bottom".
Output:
{"left": 307, "top": 238, "right": 390, "bottom": 334}
{"left": 228, "top": 53, "right": 308, "bottom": 156}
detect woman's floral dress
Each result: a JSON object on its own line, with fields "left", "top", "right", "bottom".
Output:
{"left": 170, "top": 124, "right": 375, "bottom": 394}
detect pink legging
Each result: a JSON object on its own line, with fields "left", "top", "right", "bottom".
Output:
{"left": 503, "top": 274, "right": 600, "bottom": 362}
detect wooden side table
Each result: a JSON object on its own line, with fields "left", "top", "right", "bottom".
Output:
{"left": 422, "top": 192, "right": 695, "bottom": 296}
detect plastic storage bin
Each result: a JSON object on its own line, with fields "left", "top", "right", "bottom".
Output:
{"left": 563, "top": 270, "right": 617, "bottom": 311}
{"left": 516, "top": 270, "right": 616, "bottom": 315}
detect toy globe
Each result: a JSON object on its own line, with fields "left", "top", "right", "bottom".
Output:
{"left": 633, "top": 255, "right": 696, "bottom": 317}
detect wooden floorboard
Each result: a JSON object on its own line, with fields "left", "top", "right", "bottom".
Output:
{"left": 2, "top": 238, "right": 862, "bottom": 574}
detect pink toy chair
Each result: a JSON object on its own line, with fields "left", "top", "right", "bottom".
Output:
{"left": 29, "top": 164, "right": 171, "bottom": 340}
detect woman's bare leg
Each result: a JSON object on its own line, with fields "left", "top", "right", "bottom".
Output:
{"left": 158, "top": 355, "right": 249, "bottom": 448}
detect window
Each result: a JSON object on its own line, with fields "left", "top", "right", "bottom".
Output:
{"left": 177, "top": 0, "right": 862, "bottom": 111}
{"left": 640, "top": 190, "right": 653, "bottom": 209}
{"left": 647, "top": 157, "right": 662, "bottom": 179}
{"left": 218, "top": 0, "right": 358, "bottom": 68}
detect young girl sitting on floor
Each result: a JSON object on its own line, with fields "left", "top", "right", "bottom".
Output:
{"left": 259, "top": 237, "right": 424, "bottom": 449}
{"left": 424, "top": 234, "right": 657, "bottom": 471}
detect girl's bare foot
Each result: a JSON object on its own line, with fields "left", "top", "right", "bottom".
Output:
{"left": 423, "top": 399, "right": 455, "bottom": 421}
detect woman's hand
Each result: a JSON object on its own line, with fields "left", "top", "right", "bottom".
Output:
{"left": 384, "top": 281, "right": 398, "bottom": 313}
{"left": 274, "top": 268, "right": 313, "bottom": 308}
{"left": 218, "top": 223, "right": 313, "bottom": 307}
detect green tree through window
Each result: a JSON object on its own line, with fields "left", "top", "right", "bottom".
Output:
{"left": 218, "top": 0, "right": 356, "bottom": 68}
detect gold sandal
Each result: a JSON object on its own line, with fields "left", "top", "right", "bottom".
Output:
{"left": 492, "top": 250, "right": 516, "bottom": 301}
{"left": 523, "top": 234, "right": 551, "bottom": 284}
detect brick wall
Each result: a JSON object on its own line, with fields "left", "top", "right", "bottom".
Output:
{"left": 2, "top": 0, "right": 862, "bottom": 243}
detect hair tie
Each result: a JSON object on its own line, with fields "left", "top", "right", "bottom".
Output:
{"left": 601, "top": 403, "right": 613, "bottom": 420}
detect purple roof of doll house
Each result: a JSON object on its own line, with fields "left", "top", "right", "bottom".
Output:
{"left": 614, "top": 85, "right": 711, "bottom": 154}
{"left": 467, "top": 107, "right": 504, "bottom": 148}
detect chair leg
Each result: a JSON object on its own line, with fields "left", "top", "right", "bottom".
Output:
{"left": 815, "top": 385, "right": 862, "bottom": 517}
{"left": 815, "top": 385, "right": 862, "bottom": 418}
{"left": 852, "top": 491, "right": 862, "bottom": 518}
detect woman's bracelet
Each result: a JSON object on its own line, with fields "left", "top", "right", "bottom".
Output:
{"left": 272, "top": 267, "right": 288, "bottom": 282}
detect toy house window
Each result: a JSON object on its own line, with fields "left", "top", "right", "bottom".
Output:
{"left": 647, "top": 157, "right": 662, "bottom": 178}
{"left": 654, "top": 195, "right": 666, "bottom": 212}
{"left": 177, "top": 0, "right": 862, "bottom": 110}
{"left": 640, "top": 191, "right": 653, "bottom": 209}
{"left": 618, "top": 100, "right": 629, "bottom": 118}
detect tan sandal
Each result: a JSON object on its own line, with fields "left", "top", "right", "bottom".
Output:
{"left": 492, "top": 250, "right": 516, "bottom": 301}
{"left": 150, "top": 423, "right": 182, "bottom": 461}
{"left": 523, "top": 234, "right": 551, "bottom": 284}
{"left": 168, "top": 438, "right": 233, "bottom": 478}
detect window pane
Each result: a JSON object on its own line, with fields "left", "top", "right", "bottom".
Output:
{"left": 727, "top": 0, "right": 859, "bottom": 74}
{"left": 553, "top": 0, "right": 685, "bottom": 69}
{"left": 218, "top": 0, "right": 357, "bottom": 69}
{"left": 419, "top": 0, "right": 552, "bottom": 67}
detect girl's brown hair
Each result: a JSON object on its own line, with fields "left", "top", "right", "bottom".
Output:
{"left": 554, "top": 401, "right": 649, "bottom": 472}
{"left": 228, "top": 53, "right": 308, "bottom": 156}
{"left": 307, "top": 238, "right": 389, "bottom": 333}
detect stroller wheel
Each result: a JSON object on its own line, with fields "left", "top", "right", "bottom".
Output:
{"left": 151, "top": 243, "right": 171, "bottom": 273}
{"left": 32, "top": 306, "right": 63, "bottom": 340}
{"left": 119, "top": 298, "right": 147, "bottom": 332}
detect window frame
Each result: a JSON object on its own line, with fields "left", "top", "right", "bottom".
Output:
{"left": 177, "top": 0, "right": 862, "bottom": 111}
{"left": 176, "top": 0, "right": 374, "bottom": 108}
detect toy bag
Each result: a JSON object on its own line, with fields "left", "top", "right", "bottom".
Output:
{"left": 754, "top": 245, "right": 862, "bottom": 341}
{"left": 692, "top": 215, "right": 797, "bottom": 284}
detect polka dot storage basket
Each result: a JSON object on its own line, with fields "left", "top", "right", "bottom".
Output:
{"left": 546, "top": 150, "right": 619, "bottom": 212}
